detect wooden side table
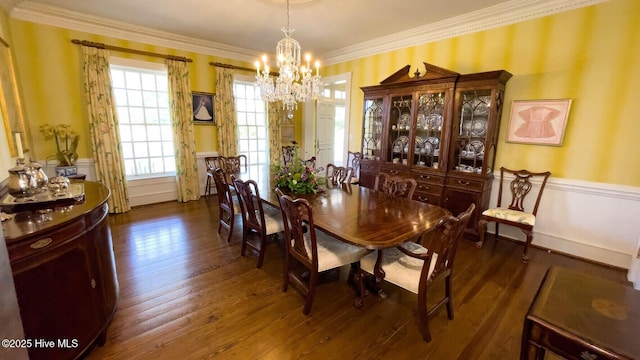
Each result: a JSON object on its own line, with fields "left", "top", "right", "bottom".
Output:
{"left": 521, "top": 266, "right": 640, "bottom": 359}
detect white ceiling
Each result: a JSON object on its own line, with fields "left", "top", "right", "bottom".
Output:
{"left": 1, "top": 0, "right": 606, "bottom": 64}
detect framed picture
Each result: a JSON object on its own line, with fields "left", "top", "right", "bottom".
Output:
{"left": 192, "top": 92, "right": 215, "bottom": 125}
{"left": 506, "top": 99, "right": 572, "bottom": 146}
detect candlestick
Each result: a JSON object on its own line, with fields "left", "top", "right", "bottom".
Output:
{"left": 15, "top": 133, "right": 24, "bottom": 159}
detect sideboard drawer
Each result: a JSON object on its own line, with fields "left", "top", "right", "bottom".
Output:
{"left": 8, "top": 218, "right": 86, "bottom": 263}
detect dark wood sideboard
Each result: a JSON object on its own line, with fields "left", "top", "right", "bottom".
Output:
{"left": 1, "top": 181, "right": 118, "bottom": 360}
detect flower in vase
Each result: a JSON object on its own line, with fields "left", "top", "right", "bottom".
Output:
{"left": 39, "top": 124, "right": 79, "bottom": 166}
{"left": 272, "top": 142, "right": 322, "bottom": 194}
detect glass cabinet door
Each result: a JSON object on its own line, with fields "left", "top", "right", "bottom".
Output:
{"left": 387, "top": 95, "right": 413, "bottom": 165}
{"left": 414, "top": 92, "right": 445, "bottom": 170}
{"left": 451, "top": 90, "right": 492, "bottom": 175}
{"left": 362, "top": 97, "right": 383, "bottom": 160}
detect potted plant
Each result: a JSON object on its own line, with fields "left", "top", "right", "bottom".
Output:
{"left": 39, "top": 124, "right": 79, "bottom": 176}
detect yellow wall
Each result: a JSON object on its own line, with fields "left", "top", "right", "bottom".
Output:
{"left": 322, "top": 0, "right": 640, "bottom": 187}
{"left": 4, "top": 0, "right": 639, "bottom": 187}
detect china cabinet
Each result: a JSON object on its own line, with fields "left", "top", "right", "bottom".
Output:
{"left": 359, "top": 63, "right": 511, "bottom": 238}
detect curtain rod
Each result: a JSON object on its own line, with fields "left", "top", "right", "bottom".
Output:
{"left": 71, "top": 39, "right": 192, "bottom": 63}
{"left": 210, "top": 61, "right": 279, "bottom": 76}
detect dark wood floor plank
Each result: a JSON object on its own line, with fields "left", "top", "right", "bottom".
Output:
{"left": 83, "top": 197, "right": 631, "bottom": 360}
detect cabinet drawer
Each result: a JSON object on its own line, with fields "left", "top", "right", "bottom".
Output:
{"left": 537, "top": 325, "right": 617, "bottom": 360}
{"left": 380, "top": 167, "right": 411, "bottom": 178}
{"left": 360, "top": 161, "right": 380, "bottom": 174}
{"left": 415, "top": 183, "right": 442, "bottom": 196}
{"left": 446, "top": 177, "right": 484, "bottom": 191}
{"left": 412, "top": 172, "right": 445, "bottom": 185}
{"left": 8, "top": 218, "right": 87, "bottom": 264}
{"left": 414, "top": 194, "right": 441, "bottom": 206}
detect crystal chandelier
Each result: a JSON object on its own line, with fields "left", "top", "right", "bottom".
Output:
{"left": 255, "top": 0, "right": 323, "bottom": 112}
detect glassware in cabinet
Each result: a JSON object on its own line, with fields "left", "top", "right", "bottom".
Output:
{"left": 414, "top": 92, "right": 446, "bottom": 170}
{"left": 362, "top": 97, "right": 384, "bottom": 160}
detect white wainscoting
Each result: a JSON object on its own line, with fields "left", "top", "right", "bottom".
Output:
{"left": 484, "top": 174, "right": 640, "bottom": 270}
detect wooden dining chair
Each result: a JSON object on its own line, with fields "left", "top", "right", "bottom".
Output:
{"left": 477, "top": 167, "right": 551, "bottom": 263}
{"left": 282, "top": 146, "right": 295, "bottom": 166}
{"left": 325, "top": 163, "right": 353, "bottom": 185}
{"left": 212, "top": 168, "right": 240, "bottom": 243}
{"left": 221, "top": 155, "right": 247, "bottom": 174}
{"left": 204, "top": 156, "right": 223, "bottom": 196}
{"left": 231, "top": 175, "right": 285, "bottom": 268}
{"left": 275, "top": 188, "right": 370, "bottom": 315}
{"left": 356, "top": 203, "right": 475, "bottom": 342}
{"left": 374, "top": 172, "right": 417, "bottom": 199}
{"left": 347, "top": 151, "right": 363, "bottom": 184}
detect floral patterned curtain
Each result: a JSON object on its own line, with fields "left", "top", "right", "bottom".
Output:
{"left": 214, "top": 67, "right": 238, "bottom": 156}
{"left": 81, "top": 46, "right": 130, "bottom": 214}
{"left": 167, "top": 59, "right": 200, "bottom": 202}
{"left": 268, "top": 102, "right": 283, "bottom": 166}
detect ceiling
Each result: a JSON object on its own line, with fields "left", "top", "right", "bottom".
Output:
{"left": 1, "top": 0, "right": 604, "bottom": 64}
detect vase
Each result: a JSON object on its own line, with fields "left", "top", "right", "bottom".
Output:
{"left": 55, "top": 165, "right": 78, "bottom": 177}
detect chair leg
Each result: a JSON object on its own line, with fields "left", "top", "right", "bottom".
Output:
{"left": 354, "top": 269, "right": 368, "bottom": 308}
{"left": 417, "top": 289, "right": 432, "bottom": 342}
{"left": 445, "top": 275, "right": 454, "bottom": 320}
{"left": 476, "top": 219, "right": 487, "bottom": 248}
{"left": 205, "top": 176, "right": 211, "bottom": 196}
{"left": 303, "top": 271, "right": 318, "bottom": 315}
{"left": 522, "top": 230, "right": 533, "bottom": 264}
{"left": 255, "top": 234, "right": 267, "bottom": 269}
{"left": 282, "top": 253, "right": 291, "bottom": 293}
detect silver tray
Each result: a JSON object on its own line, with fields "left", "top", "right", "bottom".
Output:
{"left": 1, "top": 183, "right": 85, "bottom": 205}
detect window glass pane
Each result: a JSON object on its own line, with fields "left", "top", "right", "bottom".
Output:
{"left": 162, "top": 141, "right": 174, "bottom": 156}
{"left": 141, "top": 73, "right": 156, "bottom": 90}
{"left": 121, "top": 142, "right": 133, "bottom": 159}
{"left": 125, "top": 71, "right": 141, "bottom": 89}
{"left": 145, "top": 108, "right": 159, "bottom": 124}
{"left": 237, "top": 112, "right": 247, "bottom": 126}
{"left": 257, "top": 139, "right": 266, "bottom": 151}
{"left": 134, "top": 142, "right": 149, "bottom": 158}
{"left": 164, "top": 157, "right": 176, "bottom": 172}
{"left": 158, "top": 108, "right": 171, "bottom": 124}
{"left": 117, "top": 106, "right": 130, "bottom": 123}
{"left": 131, "top": 125, "right": 147, "bottom": 141}
{"left": 149, "top": 157, "right": 164, "bottom": 173}
{"left": 236, "top": 98, "right": 246, "bottom": 112}
{"left": 157, "top": 92, "right": 168, "bottom": 107}
{"left": 127, "top": 90, "right": 143, "bottom": 106}
{"left": 246, "top": 113, "right": 256, "bottom": 126}
{"left": 238, "top": 140, "right": 249, "bottom": 152}
{"left": 143, "top": 91, "right": 158, "bottom": 107}
{"left": 113, "top": 89, "right": 128, "bottom": 106}
{"left": 119, "top": 125, "right": 132, "bottom": 142}
{"left": 156, "top": 75, "right": 167, "bottom": 91}
{"left": 129, "top": 107, "right": 144, "bottom": 123}
{"left": 160, "top": 125, "right": 172, "bottom": 140}
{"left": 148, "top": 141, "right": 163, "bottom": 155}
{"left": 124, "top": 159, "right": 136, "bottom": 176}
{"left": 237, "top": 126, "right": 248, "bottom": 139}
{"left": 111, "top": 70, "right": 125, "bottom": 88}
{"left": 147, "top": 126, "right": 161, "bottom": 141}
{"left": 234, "top": 84, "right": 245, "bottom": 98}
{"left": 135, "top": 158, "right": 149, "bottom": 174}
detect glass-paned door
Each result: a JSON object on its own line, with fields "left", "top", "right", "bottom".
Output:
{"left": 415, "top": 92, "right": 445, "bottom": 170}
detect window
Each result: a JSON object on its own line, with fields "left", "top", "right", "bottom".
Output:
{"left": 110, "top": 63, "right": 175, "bottom": 179}
{"left": 234, "top": 80, "right": 268, "bottom": 167}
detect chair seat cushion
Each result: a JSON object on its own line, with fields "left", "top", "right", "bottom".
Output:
{"left": 304, "top": 231, "right": 370, "bottom": 272}
{"left": 482, "top": 208, "right": 535, "bottom": 226}
{"left": 262, "top": 207, "right": 285, "bottom": 235}
{"left": 360, "top": 242, "right": 438, "bottom": 294}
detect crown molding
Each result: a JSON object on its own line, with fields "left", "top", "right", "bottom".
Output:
{"left": 10, "top": 1, "right": 260, "bottom": 63}
{"left": 322, "top": 0, "right": 609, "bottom": 64}
{"left": 9, "top": 0, "right": 608, "bottom": 66}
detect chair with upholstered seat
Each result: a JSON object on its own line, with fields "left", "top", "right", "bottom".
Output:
{"left": 374, "top": 172, "right": 417, "bottom": 199}
{"left": 275, "top": 188, "right": 370, "bottom": 315}
{"left": 231, "top": 175, "right": 285, "bottom": 268}
{"left": 212, "top": 168, "right": 241, "bottom": 243}
{"left": 477, "top": 167, "right": 551, "bottom": 263}
{"left": 325, "top": 163, "right": 353, "bottom": 186}
{"left": 347, "top": 151, "right": 362, "bottom": 184}
{"left": 356, "top": 203, "right": 474, "bottom": 342}
{"left": 204, "top": 156, "right": 223, "bottom": 196}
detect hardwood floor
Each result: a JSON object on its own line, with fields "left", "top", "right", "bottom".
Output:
{"left": 85, "top": 196, "right": 629, "bottom": 360}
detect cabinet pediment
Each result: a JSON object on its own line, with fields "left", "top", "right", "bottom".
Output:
{"left": 380, "top": 62, "right": 460, "bottom": 85}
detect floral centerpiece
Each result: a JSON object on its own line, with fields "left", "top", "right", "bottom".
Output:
{"left": 272, "top": 142, "right": 321, "bottom": 194}
{"left": 39, "top": 124, "right": 79, "bottom": 166}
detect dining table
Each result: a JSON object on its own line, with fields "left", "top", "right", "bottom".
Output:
{"left": 237, "top": 165, "right": 451, "bottom": 251}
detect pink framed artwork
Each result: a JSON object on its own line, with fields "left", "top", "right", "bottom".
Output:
{"left": 506, "top": 99, "right": 572, "bottom": 146}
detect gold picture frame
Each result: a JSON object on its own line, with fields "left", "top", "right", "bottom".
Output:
{"left": 506, "top": 99, "right": 572, "bottom": 146}
{"left": 192, "top": 91, "right": 215, "bottom": 125}
{"left": 0, "top": 38, "right": 29, "bottom": 157}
